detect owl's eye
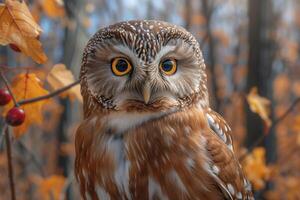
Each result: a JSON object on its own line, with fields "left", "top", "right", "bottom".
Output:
{"left": 111, "top": 58, "right": 132, "bottom": 76}
{"left": 160, "top": 59, "right": 177, "bottom": 75}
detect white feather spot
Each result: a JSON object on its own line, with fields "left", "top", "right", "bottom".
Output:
{"left": 148, "top": 177, "right": 169, "bottom": 200}
{"left": 224, "top": 126, "right": 228, "bottom": 132}
{"left": 212, "top": 165, "right": 220, "bottom": 175}
{"left": 168, "top": 170, "right": 187, "bottom": 193}
{"left": 228, "top": 144, "right": 234, "bottom": 151}
{"left": 227, "top": 183, "right": 235, "bottom": 195}
{"left": 186, "top": 158, "right": 195, "bottom": 169}
{"left": 184, "top": 126, "right": 191, "bottom": 135}
{"left": 236, "top": 192, "right": 243, "bottom": 199}
{"left": 95, "top": 185, "right": 111, "bottom": 200}
{"left": 107, "top": 138, "right": 131, "bottom": 199}
{"left": 206, "top": 114, "right": 215, "bottom": 124}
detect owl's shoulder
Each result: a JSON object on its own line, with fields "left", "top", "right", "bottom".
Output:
{"left": 204, "top": 108, "right": 234, "bottom": 151}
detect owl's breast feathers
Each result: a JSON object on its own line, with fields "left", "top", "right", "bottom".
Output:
{"left": 75, "top": 106, "right": 253, "bottom": 200}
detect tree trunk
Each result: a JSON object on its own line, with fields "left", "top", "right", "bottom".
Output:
{"left": 58, "top": 0, "right": 89, "bottom": 199}
{"left": 246, "top": 0, "right": 277, "bottom": 197}
{"left": 201, "top": 0, "right": 220, "bottom": 112}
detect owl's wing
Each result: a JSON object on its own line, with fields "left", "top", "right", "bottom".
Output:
{"left": 205, "top": 108, "right": 234, "bottom": 151}
{"left": 203, "top": 108, "right": 254, "bottom": 200}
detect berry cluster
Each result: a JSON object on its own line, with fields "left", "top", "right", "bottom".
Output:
{"left": 0, "top": 88, "right": 25, "bottom": 126}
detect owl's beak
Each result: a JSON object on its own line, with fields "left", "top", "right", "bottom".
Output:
{"left": 142, "top": 82, "right": 151, "bottom": 104}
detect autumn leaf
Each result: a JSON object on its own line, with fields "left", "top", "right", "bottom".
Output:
{"left": 41, "top": 0, "right": 65, "bottom": 19}
{"left": 47, "top": 64, "right": 82, "bottom": 102}
{"left": 247, "top": 87, "right": 272, "bottom": 129}
{"left": 31, "top": 175, "right": 66, "bottom": 200}
{"left": 0, "top": 0, "right": 47, "bottom": 64}
{"left": 2, "top": 73, "right": 49, "bottom": 137}
{"left": 242, "top": 147, "right": 270, "bottom": 190}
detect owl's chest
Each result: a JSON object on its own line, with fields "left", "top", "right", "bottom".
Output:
{"left": 77, "top": 109, "right": 215, "bottom": 200}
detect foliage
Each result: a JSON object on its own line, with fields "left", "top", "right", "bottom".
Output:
{"left": 246, "top": 87, "right": 272, "bottom": 130}
{"left": 0, "top": 0, "right": 47, "bottom": 63}
{"left": 47, "top": 64, "right": 82, "bottom": 102}
{"left": 0, "top": 0, "right": 299, "bottom": 199}
{"left": 2, "top": 73, "right": 49, "bottom": 137}
{"left": 242, "top": 147, "right": 271, "bottom": 190}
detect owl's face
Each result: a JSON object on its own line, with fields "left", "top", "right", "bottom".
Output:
{"left": 81, "top": 20, "right": 208, "bottom": 114}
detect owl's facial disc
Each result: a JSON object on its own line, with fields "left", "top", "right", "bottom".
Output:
{"left": 108, "top": 44, "right": 202, "bottom": 111}
{"left": 83, "top": 21, "right": 209, "bottom": 112}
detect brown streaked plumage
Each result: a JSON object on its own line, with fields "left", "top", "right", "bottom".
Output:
{"left": 75, "top": 20, "right": 254, "bottom": 200}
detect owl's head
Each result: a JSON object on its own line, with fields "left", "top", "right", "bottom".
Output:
{"left": 80, "top": 20, "right": 208, "bottom": 117}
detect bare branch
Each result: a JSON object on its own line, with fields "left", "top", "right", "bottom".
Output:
{"left": 0, "top": 70, "right": 19, "bottom": 107}
{"left": 5, "top": 126, "right": 16, "bottom": 200}
{"left": 239, "top": 96, "right": 300, "bottom": 161}
{"left": 18, "top": 80, "right": 80, "bottom": 105}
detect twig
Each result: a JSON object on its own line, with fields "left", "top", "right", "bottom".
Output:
{"left": 18, "top": 80, "right": 80, "bottom": 105}
{"left": 0, "top": 70, "right": 19, "bottom": 106}
{"left": 272, "top": 98, "right": 300, "bottom": 126}
{"left": 239, "top": 96, "right": 300, "bottom": 161}
{"left": 5, "top": 126, "right": 16, "bottom": 200}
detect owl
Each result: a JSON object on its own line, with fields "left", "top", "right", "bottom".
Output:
{"left": 75, "top": 20, "right": 254, "bottom": 200}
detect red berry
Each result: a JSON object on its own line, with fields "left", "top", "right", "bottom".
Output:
{"left": 0, "top": 89, "right": 12, "bottom": 105}
{"left": 6, "top": 107, "right": 25, "bottom": 126}
{"left": 9, "top": 43, "right": 21, "bottom": 52}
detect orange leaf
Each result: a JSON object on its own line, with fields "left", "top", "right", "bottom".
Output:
{"left": 2, "top": 73, "right": 49, "bottom": 137}
{"left": 0, "top": 0, "right": 47, "bottom": 63}
{"left": 32, "top": 175, "right": 66, "bottom": 200}
{"left": 247, "top": 87, "right": 272, "bottom": 129}
{"left": 242, "top": 147, "right": 270, "bottom": 190}
{"left": 41, "top": 0, "right": 65, "bottom": 19}
{"left": 47, "top": 64, "right": 82, "bottom": 102}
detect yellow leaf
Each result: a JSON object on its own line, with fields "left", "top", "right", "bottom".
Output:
{"left": 242, "top": 147, "right": 270, "bottom": 190}
{"left": 2, "top": 73, "right": 49, "bottom": 137}
{"left": 32, "top": 175, "right": 66, "bottom": 200}
{"left": 47, "top": 64, "right": 82, "bottom": 102}
{"left": 41, "top": 0, "right": 65, "bottom": 19}
{"left": 247, "top": 87, "right": 272, "bottom": 128}
{"left": 0, "top": 0, "right": 47, "bottom": 64}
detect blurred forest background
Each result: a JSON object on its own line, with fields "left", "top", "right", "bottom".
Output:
{"left": 0, "top": 0, "right": 300, "bottom": 199}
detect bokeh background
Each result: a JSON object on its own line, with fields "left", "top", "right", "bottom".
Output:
{"left": 1, "top": 0, "right": 300, "bottom": 199}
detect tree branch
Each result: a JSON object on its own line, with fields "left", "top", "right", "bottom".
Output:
{"left": 18, "top": 80, "right": 80, "bottom": 105}
{"left": 5, "top": 126, "right": 16, "bottom": 200}
{"left": 239, "top": 96, "right": 300, "bottom": 161}
{"left": 0, "top": 70, "right": 19, "bottom": 106}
